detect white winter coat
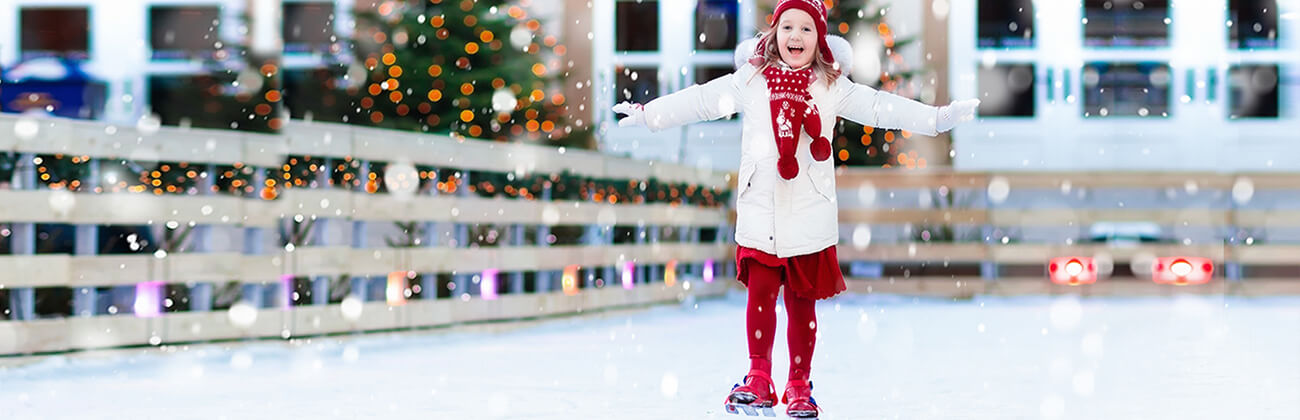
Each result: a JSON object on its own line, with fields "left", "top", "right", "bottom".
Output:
{"left": 641, "top": 37, "right": 941, "bottom": 257}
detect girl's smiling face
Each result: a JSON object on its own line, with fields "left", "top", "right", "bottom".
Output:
{"left": 775, "top": 9, "right": 817, "bottom": 68}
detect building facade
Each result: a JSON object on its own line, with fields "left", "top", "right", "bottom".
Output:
{"left": 949, "top": 0, "right": 1300, "bottom": 171}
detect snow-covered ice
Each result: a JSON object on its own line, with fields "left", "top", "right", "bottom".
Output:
{"left": 1, "top": 292, "right": 1297, "bottom": 419}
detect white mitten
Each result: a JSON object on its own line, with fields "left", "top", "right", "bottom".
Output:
{"left": 935, "top": 98, "right": 980, "bottom": 133}
{"left": 612, "top": 101, "right": 646, "bottom": 128}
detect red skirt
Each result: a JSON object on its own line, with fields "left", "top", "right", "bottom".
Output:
{"left": 736, "top": 244, "right": 846, "bottom": 300}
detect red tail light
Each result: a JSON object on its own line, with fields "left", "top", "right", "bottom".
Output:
{"left": 1049, "top": 257, "right": 1097, "bottom": 286}
{"left": 1152, "top": 257, "right": 1213, "bottom": 285}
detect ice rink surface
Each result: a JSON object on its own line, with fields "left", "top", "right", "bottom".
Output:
{"left": 3, "top": 292, "right": 1298, "bottom": 419}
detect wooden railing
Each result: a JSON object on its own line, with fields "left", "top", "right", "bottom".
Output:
{"left": 0, "top": 114, "right": 736, "bottom": 356}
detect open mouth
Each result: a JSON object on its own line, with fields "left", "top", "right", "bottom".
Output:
{"left": 786, "top": 45, "right": 805, "bottom": 56}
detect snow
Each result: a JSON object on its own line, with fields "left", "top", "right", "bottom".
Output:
{"left": 1, "top": 293, "right": 1298, "bottom": 419}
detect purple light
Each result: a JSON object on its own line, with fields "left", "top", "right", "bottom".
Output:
{"left": 280, "top": 274, "right": 294, "bottom": 310}
{"left": 623, "top": 261, "right": 635, "bottom": 289}
{"left": 481, "top": 269, "right": 499, "bottom": 300}
{"left": 133, "top": 281, "right": 163, "bottom": 318}
{"left": 704, "top": 259, "right": 715, "bottom": 283}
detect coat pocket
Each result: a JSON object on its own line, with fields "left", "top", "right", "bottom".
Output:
{"left": 807, "top": 162, "right": 836, "bottom": 204}
{"left": 736, "top": 161, "right": 758, "bottom": 200}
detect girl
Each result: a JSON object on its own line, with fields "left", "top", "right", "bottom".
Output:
{"left": 613, "top": 0, "right": 978, "bottom": 417}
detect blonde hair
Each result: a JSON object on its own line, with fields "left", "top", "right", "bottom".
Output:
{"left": 749, "top": 28, "right": 842, "bottom": 86}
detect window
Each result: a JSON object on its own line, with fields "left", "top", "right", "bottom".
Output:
{"left": 695, "top": 0, "right": 737, "bottom": 51}
{"left": 977, "top": 0, "right": 1034, "bottom": 48}
{"left": 150, "top": 74, "right": 276, "bottom": 131}
{"left": 20, "top": 8, "right": 90, "bottom": 59}
{"left": 694, "top": 65, "right": 731, "bottom": 85}
{"left": 1082, "top": 63, "right": 1171, "bottom": 118}
{"left": 283, "top": 2, "right": 335, "bottom": 53}
{"left": 978, "top": 64, "right": 1035, "bottom": 117}
{"left": 1229, "top": 64, "right": 1279, "bottom": 119}
{"left": 1083, "top": 0, "right": 1169, "bottom": 47}
{"left": 615, "top": 66, "right": 659, "bottom": 104}
{"left": 282, "top": 67, "right": 351, "bottom": 122}
{"left": 616, "top": 1, "right": 659, "bottom": 51}
{"left": 1229, "top": 0, "right": 1278, "bottom": 49}
{"left": 150, "top": 6, "right": 221, "bottom": 59}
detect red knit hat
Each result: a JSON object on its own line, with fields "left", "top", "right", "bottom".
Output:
{"left": 750, "top": 0, "right": 835, "bottom": 67}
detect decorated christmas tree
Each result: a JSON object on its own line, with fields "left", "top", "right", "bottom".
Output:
{"left": 349, "top": 0, "right": 589, "bottom": 148}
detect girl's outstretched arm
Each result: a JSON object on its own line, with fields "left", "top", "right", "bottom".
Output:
{"left": 833, "top": 79, "right": 979, "bottom": 136}
{"left": 613, "top": 67, "right": 749, "bottom": 131}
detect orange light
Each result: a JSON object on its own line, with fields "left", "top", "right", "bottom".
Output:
{"left": 386, "top": 271, "right": 408, "bottom": 306}
{"left": 388, "top": 65, "right": 403, "bottom": 77}
{"left": 382, "top": 53, "right": 396, "bottom": 66}
{"left": 465, "top": 42, "right": 479, "bottom": 54}
{"left": 461, "top": 83, "right": 474, "bottom": 95}
{"left": 479, "top": 30, "right": 494, "bottom": 42}
{"left": 428, "top": 89, "right": 443, "bottom": 102}
{"left": 531, "top": 63, "right": 546, "bottom": 76}
{"left": 460, "top": 110, "right": 474, "bottom": 122}
{"left": 664, "top": 260, "right": 678, "bottom": 287}
{"left": 264, "top": 90, "right": 281, "bottom": 102}
{"left": 562, "top": 265, "right": 580, "bottom": 296}
{"left": 428, "top": 64, "right": 442, "bottom": 77}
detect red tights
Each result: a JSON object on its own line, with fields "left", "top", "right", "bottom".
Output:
{"left": 743, "top": 259, "right": 817, "bottom": 381}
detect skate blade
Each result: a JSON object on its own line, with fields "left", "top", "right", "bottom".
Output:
{"left": 723, "top": 403, "right": 775, "bottom": 417}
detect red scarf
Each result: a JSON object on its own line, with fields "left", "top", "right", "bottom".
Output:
{"left": 763, "top": 64, "right": 832, "bottom": 180}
